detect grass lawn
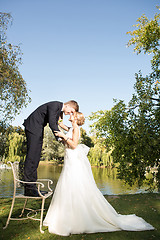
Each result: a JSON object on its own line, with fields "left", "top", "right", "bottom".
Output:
{"left": 0, "top": 193, "right": 160, "bottom": 240}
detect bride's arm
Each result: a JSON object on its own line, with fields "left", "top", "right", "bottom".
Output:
{"left": 55, "top": 127, "right": 79, "bottom": 149}
{"left": 58, "top": 120, "right": 70, "bottom": 131}
{"left": 58, "top": 115, "right": 70, "bottom": 131}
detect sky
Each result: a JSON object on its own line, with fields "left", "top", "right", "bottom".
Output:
{"left": 1, "top": 0, "right": 159, "bottom": 133}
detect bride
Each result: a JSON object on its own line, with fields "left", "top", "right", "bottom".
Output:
{"left": 43, "top": 112, "right": 154, "bottom": 236}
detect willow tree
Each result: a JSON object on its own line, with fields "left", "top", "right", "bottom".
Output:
{"left": 0, "top": 12, "right": 31, "bottom": 124}
{"left": 89, "top": 7, "right": 160, "bottom": 190}
{"left": 5, "top": 132, "right": 26, "bottom": 163}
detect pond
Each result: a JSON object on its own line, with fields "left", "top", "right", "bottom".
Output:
{"left": 0, "top": 162, "right": 158, "bottom": 198}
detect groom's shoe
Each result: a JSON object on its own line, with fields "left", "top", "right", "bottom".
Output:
{"left": 24, "top": 188, "right": 42, "bottom": 197}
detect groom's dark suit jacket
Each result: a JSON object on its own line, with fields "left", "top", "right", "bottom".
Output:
{"left": 23, "top": 101, "right": 63, "bottom": 138}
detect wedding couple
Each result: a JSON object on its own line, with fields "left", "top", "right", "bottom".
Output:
{"left": 23, "top": 100, "right": 154, "bottom": 236}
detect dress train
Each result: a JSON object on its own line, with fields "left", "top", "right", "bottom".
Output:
{"left": 43, "top": 131, "right": 154, "bottom": 236}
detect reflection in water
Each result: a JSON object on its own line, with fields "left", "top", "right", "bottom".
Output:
{"left": 0, "top": 162, "right": 158, "bottom": 198}
{"left": 0, "top": 167, "right": 14, "bottom": 198}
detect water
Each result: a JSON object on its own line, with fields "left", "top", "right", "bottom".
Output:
{"left": 0, "top": 162, "right": 157, "bottom": 198}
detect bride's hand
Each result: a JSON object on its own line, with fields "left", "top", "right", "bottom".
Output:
{"left": 54, "top": 130, "right": 65, "bottom": 139}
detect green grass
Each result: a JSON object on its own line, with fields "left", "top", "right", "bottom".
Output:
{"left": 0, "top": 193, "right": 160, "bottom": 240}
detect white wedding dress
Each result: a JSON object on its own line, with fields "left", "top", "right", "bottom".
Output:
{"left": 43, "top": 128, "right": 154, "bottom": 236}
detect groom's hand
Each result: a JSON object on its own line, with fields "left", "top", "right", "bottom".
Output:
{"left": 54, "top": 130, "right": 65, "bottom": 141}
{"left": 53, "top": 130, "right": 61, "bottom": 141}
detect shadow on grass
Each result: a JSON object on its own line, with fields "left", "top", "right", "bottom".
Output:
{"left": 0, "top": 194, "right": 160, "bottom": 240}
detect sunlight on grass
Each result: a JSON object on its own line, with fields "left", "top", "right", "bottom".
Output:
{"left": 0, "top": 194, "right": 160, "bottom": 240}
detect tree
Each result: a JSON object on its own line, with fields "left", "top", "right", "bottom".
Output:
{"left": 126, "top": 6, "right": 160, "bottom": 188}
{"left": 127, "top": 5, "right": 160, "bottom": 84}
{"left": 41, "top": 125, "right": 55, "bottom": 161}
{"left": 0, "top": 12, "right": 31, "bottom": 124}
{"left": 89, "top": 7, "right": 160, "bottom": 190}
{"left": 0, "top": 124, "right": 25, "bottom": 161}
{"left": 87, "top": 136, "right": 114, "bottom": 168}
{"left": 5, "top": 131, "right": 26, "bottom": 163}
{"left": 80, "top": 127, "right": 94, "bottom": 147}
{"left": 41, "top": 125, "right": 65, "bottom": 163}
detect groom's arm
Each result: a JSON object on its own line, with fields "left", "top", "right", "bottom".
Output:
{"left": 48, "top": 102, "right": 62, "bottom": 140}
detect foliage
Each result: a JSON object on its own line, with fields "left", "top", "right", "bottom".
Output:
{"left": 88, "top": 146, "right": 114, "bottom": 168}
{"left": 5, "top": 131, "right": 26, "bottom": 163}
{"left": 127, "top": 5, "right": 160, "bottom": 83}
{"left": 79, "top": 128, "right": 114, "bottom": 167}
{"left": 41, "top": 125, "right": 65, "bottom": 163}
{"left": 0, "top": 12, "right": 31, "bottom": 124}
{"left": 89, "top": 7, "right": 160, "bottom": 190}
{"left": 86, "top": 136, "right": 114, "bottom": 167}
{"left": 0, "top": 124, "right": 25, "bottom": 161}
{"left": 80, "top": 127, "right": 94, "bottom": 147}
{"left": 89, "top": 78, "right": 160, "bottom": 189}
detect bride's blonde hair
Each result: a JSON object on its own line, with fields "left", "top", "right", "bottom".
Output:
{"left": 74, "top": 112, "right": 85, "bottom": 126}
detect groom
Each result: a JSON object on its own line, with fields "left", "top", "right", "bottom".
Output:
{"left": 23, "top": 100, "right": 79, "bottom": 197}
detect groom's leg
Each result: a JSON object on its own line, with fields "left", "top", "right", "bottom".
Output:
{"left": 24, "top": 129, "right": 43, "bottom": 191}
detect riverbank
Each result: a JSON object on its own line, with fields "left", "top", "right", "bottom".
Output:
{"left": 39, "top": 160, "right": 111, "bottom": 168}
{"left": 1, "top": 193, "right": 160, "bottom": 240}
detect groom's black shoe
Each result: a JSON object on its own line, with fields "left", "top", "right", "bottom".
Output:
{"left": 24, "top": 188, "right": 43, "bottom": 197}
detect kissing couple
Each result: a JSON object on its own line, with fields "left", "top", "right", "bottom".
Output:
{"left": 23, "top": 100, "right": 154, "bottom": 236}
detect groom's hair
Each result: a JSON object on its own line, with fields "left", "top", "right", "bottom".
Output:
{"left": 64, "top": 100, "right": 79, "bottom": 112}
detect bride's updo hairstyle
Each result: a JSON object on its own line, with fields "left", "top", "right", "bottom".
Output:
{"left": 74, "top": 112, "right": 85, "bottom": 126}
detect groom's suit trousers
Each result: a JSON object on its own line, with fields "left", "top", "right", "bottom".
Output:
{"left": 24, "top": 129, "right": 43, "bottom": 190}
